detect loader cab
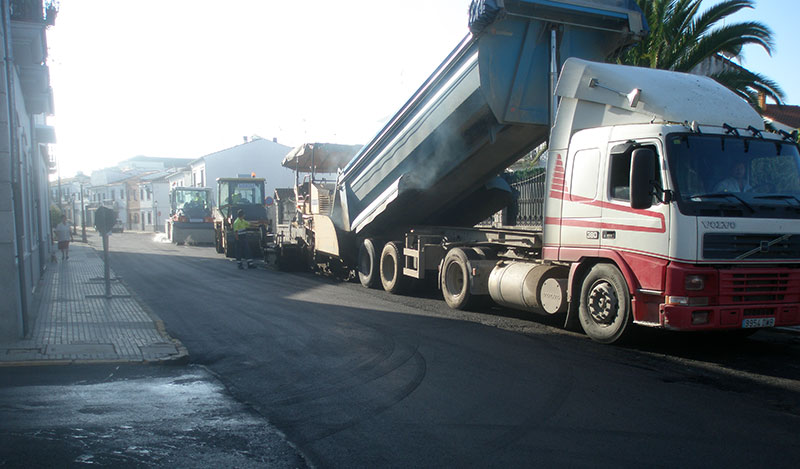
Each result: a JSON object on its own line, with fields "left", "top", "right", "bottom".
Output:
{"left": 216, "top": 177, "right": 268, "bottom": 223}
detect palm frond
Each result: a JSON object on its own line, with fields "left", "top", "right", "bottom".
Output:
{"left": 675, "top": 22, "right": 774, "bottom": 71}
{"left": 619, "top": 0, "right": 782, "bottom": 112}
{"left": 711, "top": 67, "right": 785, "bottom": 108}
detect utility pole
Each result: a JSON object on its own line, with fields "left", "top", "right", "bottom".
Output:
{"left": 80, "top": 181, "right": 87, "bottom": 243}
{"left": 71, "top": 194, "right": 76, "bottom": 235}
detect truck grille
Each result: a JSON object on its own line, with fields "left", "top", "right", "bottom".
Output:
{"left": 703, "top": 233, "right": 800, "bottom": 260}
{"left": 719, "top": 269, "right": 800, "bottom": 304}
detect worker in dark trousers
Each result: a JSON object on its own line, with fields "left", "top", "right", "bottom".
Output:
{"left": 233, "top": 209, "right": 254, "bottom": 269}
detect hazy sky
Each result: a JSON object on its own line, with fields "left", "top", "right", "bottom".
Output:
{"left": 46, "top": 0, "right": 800, "bottom": 178}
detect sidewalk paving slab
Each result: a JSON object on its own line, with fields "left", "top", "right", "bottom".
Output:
{"left": 0, "top": 242, "right": 187, "bottom": 366}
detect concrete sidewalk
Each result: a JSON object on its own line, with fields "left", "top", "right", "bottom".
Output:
{"left": 0, "top": 242, "right": 186, "bottom": 366}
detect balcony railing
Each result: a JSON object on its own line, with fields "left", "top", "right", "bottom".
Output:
{"left": 10, "top": 0, "right": 57, "bottom": 25}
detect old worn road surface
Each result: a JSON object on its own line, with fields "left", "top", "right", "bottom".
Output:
{"left": 107, "top": 232, "right": 800, "bottom": 468}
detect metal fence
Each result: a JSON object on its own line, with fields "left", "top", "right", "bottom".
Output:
{"left": 508, "top": 171, "right": 546, "bottom": 228}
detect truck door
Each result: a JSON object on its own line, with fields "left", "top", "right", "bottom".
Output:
{"left": 600, "top": 142, "right": 670, "bottom": 265}
{"left": 560, "top": 147, "right": 603, "bottom": 251}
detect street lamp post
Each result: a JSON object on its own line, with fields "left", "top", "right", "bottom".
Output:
{"left": 71, "top": 194, "right": 77, "bottom": 235}
{"left": 154, "top": 200, "right": 158, "bottom": 232}
{"left": 80, "top": 182, "right": 87, "bottom": 243}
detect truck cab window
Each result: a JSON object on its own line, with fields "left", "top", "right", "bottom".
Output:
{"left": 570, "top": 148, "right": 600, "bottom": 200}
{"left": 609, "top": 144, "right": 660, "bottom": 203}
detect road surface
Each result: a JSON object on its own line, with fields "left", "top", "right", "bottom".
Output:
{"left": 44, "top": 232, "right": 800, "bottom": 467}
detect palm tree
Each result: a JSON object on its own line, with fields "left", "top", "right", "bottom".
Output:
{"left": 619, "top": 0, "right": 784, "bottom": 109}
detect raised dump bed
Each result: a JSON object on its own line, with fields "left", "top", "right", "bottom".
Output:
{"left": 334, "top": 0, "right": 646, "bottom": 238}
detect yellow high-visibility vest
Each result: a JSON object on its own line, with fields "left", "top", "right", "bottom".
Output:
{"left": 233, "top": 217, "right": 250, "bottom": 233}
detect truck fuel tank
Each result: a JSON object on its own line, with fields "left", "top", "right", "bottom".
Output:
{"left": 488, "top": 262, "right": 568, "bottom": 314}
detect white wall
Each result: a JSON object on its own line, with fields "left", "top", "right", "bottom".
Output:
{"left": 167, "top": 169, "right": 191, "bottom": 188}
{"left": 138, "top": 180, "right": 170, "bottom": 232}
{"left": 0, "top": 40, "right": 53, "bottom": 340}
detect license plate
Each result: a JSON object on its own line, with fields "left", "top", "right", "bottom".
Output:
{"left": 742, "top": 317, "right": 775, "bottom": 328}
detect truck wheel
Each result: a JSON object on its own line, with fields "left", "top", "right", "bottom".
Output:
{"left": 578, "top": 264, "right": 632, "bottom": 344}
{"left": 380, "top": 241, "right": 408, "bottom": 294}
{"left": 441, "top": 248, "right": 476, "bottom": 310}
{"left": 357, "top": 238, "right": 381, "bottom": 288}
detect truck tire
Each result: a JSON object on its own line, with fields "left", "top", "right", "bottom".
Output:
{"left": 578, "top": 263, "right": 633, "bottom": 344}
{"left": 380, "top": 241, "right": 408, "bottom": 294}
{"left": 358, "top": 238, "right": 381, "bottom": 288}
{"left": 441, "top": 248, "right": 478, "bottom": 310}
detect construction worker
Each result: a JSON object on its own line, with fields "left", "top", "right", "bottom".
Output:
{"left": 233, "top": 209, "right": 254, "bottom": 269}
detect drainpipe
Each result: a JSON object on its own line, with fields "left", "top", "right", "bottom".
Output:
{"left": 2, "top": 0, "right": 28, "bottom": 337}
{"left": 549, "top": 26, "right": 558, "bottom": 127}
{"left": 32, "top": 114, "right": 45, "bottom": 275}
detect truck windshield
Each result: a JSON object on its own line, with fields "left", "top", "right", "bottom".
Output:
{"left": 666, "top": 133, "right": 800, "bottom": 217}
{"left": 229, "top": 183, "right": 262, "bottom": 204}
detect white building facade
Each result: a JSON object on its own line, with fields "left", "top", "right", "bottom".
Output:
{"left": 0, "top": 1, "right": 58, "bottom": 340}
{"left": 139, "top": 169, "right": 176, "bottom": 232}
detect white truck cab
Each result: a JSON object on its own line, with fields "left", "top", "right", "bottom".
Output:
{"left": 545, "top": 59, "right": 800, "bottom": 341}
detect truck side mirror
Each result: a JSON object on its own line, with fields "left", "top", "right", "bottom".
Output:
{"left": 630, "top": 148, "right": 656, "bottom": 210}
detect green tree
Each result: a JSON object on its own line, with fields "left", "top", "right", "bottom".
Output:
{"left": 49, "top": 204, "right": 62, "bottom": 228}
{"left": 619, "top": 0, "right": 784, "bottom": 110}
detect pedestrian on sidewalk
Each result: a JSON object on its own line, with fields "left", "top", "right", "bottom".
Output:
{"left": 54, "top": 215, "right": 73, "bottom": 260}
{"left": 233, "top": 209, "right": 254, "bottom": 269}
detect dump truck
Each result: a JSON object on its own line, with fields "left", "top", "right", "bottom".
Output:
{"left": 278, "top": 0, "right": 800, "bottom": 343}
{"left": 214, "top": 177, "right": 271, "bottom": 258}
{"left": 165, "top": 187, "right": 214, "bottom": 245}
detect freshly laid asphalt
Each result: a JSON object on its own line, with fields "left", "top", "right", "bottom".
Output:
{"left": 3, "top": 233, "right": 797, "bottom": 368}
{"left": 3, "top": 232, "right": 800, "bottom": 468}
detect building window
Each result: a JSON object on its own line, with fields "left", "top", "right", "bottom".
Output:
{"left": 140, "top": 189, "right": 144, "bottom": 200}
{"left": 147, "top": 212, "right": 152, "bottom": 224}
{"left": 200, "top": 169, "right": 205, "bottom": 187}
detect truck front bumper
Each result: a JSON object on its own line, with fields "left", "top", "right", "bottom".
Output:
{"left": 660, "top": 303, "right": 800, "bottom": 330}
